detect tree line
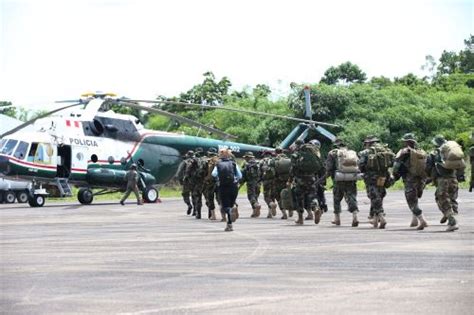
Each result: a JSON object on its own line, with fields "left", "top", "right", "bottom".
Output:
{"left": 2, "top": 36, "right": 473, "bottom": 154}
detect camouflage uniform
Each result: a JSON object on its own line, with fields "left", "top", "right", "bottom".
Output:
{"left": 426, "top": 136, "right": 464, "bottom": 231}
{"left": 259, "top": 152, "right": 278, "bottom": 218}
{"left": 240, "top": 152, "right": 261, "bottom": 218}
{"left": 325, "top": 140, "right": 359, "bottom": 226}
{"left": 392, "top": 133, "right": 428, "bottom": 229}
{"left": 273, "top": 150, "right": 292, "bottom": 219}
{"left": 289, "top": 140, "right": 319, "bottom": 225}
{"left": 187, "top": 148, "right": 206, "bottom": 219}
{"left": 176, "top": 151, "right": 194, "bottom": 214}
{"left": 358, "top": 136, "right": 393, "bottom": 228}
{"left": 202, "top": 148, "right": 219, "bottom": 220}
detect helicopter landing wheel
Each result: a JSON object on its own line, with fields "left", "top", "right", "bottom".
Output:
{"left": 16, "top": 190, "right": 29, "bottom": 203}
{"left": 78, "top": 188, "right": 94, "bottom": 205}
{"left": 143, "top": 186, "right": 158, "bottom": 203}
{"left": 4, "top": 191, "right": 16, "bottom": 204}
{"left": 28, "top": 194, "right": 45, "bottom": 207}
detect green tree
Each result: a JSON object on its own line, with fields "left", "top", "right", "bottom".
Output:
{"left": 320, "top": 61, "right": 367, "bottom": 85}
{"left": 0, "top": 101, "right": 16, "bottom": 118}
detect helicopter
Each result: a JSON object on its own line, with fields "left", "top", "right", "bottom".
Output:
{"left": 0, "top": 89, "right": 337, "bottom": 207}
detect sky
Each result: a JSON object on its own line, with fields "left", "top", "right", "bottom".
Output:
{"left": 0, "top": 0, "right": 472, "bottom": 109}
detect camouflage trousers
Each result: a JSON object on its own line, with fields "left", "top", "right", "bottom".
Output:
{"left": 262, "top": 179, "right": 278, "bottom": 209}
{"left": 333, "top": 181, "right": 358, "bottom": 214}
{"left": 402, "top": 176, "right": 425, "bottom": 216}
{"left": 181, "top": 182, "right": 192, "bottom": 208}
{"left": 191, "top": 182, "right": 204, "bottom": 214}
{"left": 435, "top": 177, "right": 458, "bottom": 226}
{"left": 274, "top": 178, "right": 288, "bottom": 210}
{"left": 294, "top": 176, "right": 318, "bottom": 214}
{"left": 246, "top": 181, "right": 261, "bottom": 210}
{"left": 202, "top": 180, "right": 218, "bottom": 211}
{"left": 364, "top": 178, "right": 387, "bottom": 215}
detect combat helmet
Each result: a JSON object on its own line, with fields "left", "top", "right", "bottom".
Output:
{"left": 207, "top": 147, "right": 218, "bottom": 156}
{"left": 243, "top": 151, "right": 255, "bottom": 158}
{"left": 400, "top": 133, "right": 417, "bottom": 143}
{"left": 333, "top": 138, "right": 345, "bottom": 148}
{"left": 185, "top": 150, "right": 195, "bottom": 158}
{"left": 363, "top": 135, "right": 380, "bottom": 144}
{"left": 431, "top": 135, "right": 446, "bottom": 147}
{"left": 309, "top": 139, "right": 321, "bottom": 149}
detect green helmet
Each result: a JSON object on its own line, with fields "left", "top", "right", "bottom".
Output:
{"left": 400, "top": 133, "right": 417, "bottom": 143}
{"left": 431, "top": 135, "right": 446, "bottom": 147}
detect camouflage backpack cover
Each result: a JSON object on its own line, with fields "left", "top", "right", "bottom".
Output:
{"left": 336, "top": 148, "right": 359, "bottom": 173}
{"left": 439, "top": 141, "right": 466, "bottom": 170}
{"left": 274, "top": 156, "right": 292, "bottom": 177}
{"left": 292, "top": 144, "right": 322, "bottom": 174}
{"left": 243, "top": 159, "right": 260, "bottom": 181}
{"left": 367, "top": 143, "right": 395, "bottom": 174}
{"left": 186, "top": 156, "right": 207, "bottom": 181}
{"left": 260, "top": 157, "right": 276, "bottom": 180}
{"left": 408, "top": 148, "right": 428, "bottom": 177}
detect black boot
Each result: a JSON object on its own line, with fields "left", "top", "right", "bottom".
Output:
{"left": 186, "top": 205, "right": 192, "bottom": 215}
{"left": 195, "top": 207, "right": 201, "bottom": 219}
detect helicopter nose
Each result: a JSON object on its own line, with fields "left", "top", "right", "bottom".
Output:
{"left": 0, "top": 155, "right": 10, "bottom": 175}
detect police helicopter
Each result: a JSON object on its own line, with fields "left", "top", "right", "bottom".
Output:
{"left": 0, "top": 89, "right": 336, "bottom": 207}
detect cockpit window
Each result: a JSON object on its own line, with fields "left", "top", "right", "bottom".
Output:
{"left": 0, "top": 139, "right": 6, "bottom": 151}
{"left": 1, "top": 139, "right": 18, "bottom": 155}
{"left": 28, "top": 142, "right": 54, "bottom": 165}
{"left": 13, "top": 141, "right": 29, "bottom": 160}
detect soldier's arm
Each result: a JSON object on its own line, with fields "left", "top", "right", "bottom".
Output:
{"left": 325, "top": 151, "right": 336, "bottom": 178}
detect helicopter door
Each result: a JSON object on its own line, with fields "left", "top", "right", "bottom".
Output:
{"left": 57, "top": 145, "right": 72, "bottom": 178}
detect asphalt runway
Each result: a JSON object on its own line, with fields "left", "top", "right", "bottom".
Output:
{"left": 1, "top": 190, "right": 473, "bottom": 314}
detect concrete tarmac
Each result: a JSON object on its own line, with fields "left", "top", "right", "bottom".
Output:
{"left": 1, "top": 190, "right": 473, "bottom": 314}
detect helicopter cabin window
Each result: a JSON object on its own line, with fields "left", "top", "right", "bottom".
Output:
{"left": 13, "top": 141, "right": 29, "bottom": 160}
{"left": 0, "top": 139, "right": 7, "bottom": 151}
{"left": 1, "top": 139, "right": 18, "bottom": 156}
{"left": 28, "top": 142, "right": 54, "bottom": 165}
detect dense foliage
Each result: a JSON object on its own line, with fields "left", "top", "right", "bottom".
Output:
{"left": 144, "top": 36, "right": 473, "bottom": 154}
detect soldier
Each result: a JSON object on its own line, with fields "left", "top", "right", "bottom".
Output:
{"left": 427, "top": 135, "right": 465, "bottom": 231}
{"left": 309, "top": 139, "right": 328, "bottom": 214}
{"left": 392, "top": 133, "right": 428, "bottom": 230}
{"left": 202, "top": 147, "right": 219, "bottom": 220}
{"left": 186, "top": 147, "right": 206, "bottom": 219}
{"left": 273, "top": 148, "right": 292, "bottom": 219}
{"left": 289, "top": 139, "right": 321, "bottom": 225}
{"left": 119, "top": 163, "right": 143, "bottom": 205}
{"left": 212, "top": 149, "right": 242, "bottom": 231}
{"left": 259, "top": 151, "right": 278, "bottom": 219}
{"left": 240, "top": 151, "right": 262, "bottom": 218}
{"left": 176, "top": 150, "right": 194, "bottom": 215}
{"left": 325, "top": 139, "right": 360, "bottom": 227}
{"left": 358, "top": 135, "right": 394, "bottom": 228}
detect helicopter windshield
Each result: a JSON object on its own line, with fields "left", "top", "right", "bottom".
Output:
{"left": 27, "top": 142, "right": 54, "bottom": 165}
{"left": 1, "top": 139, "right": 18, "bottom": 156}
{"left": 13, "top": 141, "right": 29, "bottom": 160}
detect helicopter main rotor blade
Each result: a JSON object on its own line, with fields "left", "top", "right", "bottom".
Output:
{"left": 0, "top": 103, "right": 83, "bottom": 138}
{"left": 124, "top": 99, "right": 340, "bottom": 128}
{"left": 118, "top": 101, "right": 238, "bottom": 140}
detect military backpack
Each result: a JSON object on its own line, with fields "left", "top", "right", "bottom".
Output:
{"left": 366, "top": 143, "right": 395, "bottom": 174}
{"left": 408, "top": 148, "right": 428, "bottom": 177}
{"left": 439, "top": 141, "right": 465, "bottom": 170}
{"left": 260, "top": 158, "right": 276, "bottom": 180}
{"left": 336, "top": 148, "right": 359, "bottom": 173}
{"left": 274, "top": 156, "right": 292, "bottom": 177}
{"left": 292, "top": 144, "right": 322, "bottom": 174}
